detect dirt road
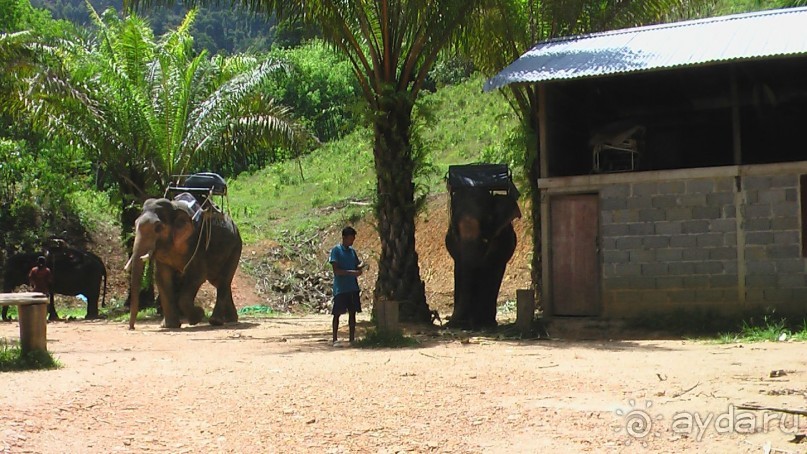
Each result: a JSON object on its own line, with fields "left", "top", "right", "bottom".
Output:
{"left": 2, "top": 315, "right": 806, "bottom": 454}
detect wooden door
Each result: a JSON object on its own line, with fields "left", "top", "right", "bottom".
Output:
{"left": 550, "top": 194, "right": 601, "bottom": 316}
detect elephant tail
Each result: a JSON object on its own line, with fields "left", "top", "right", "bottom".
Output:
{"left": 101, "top": 264, "right": 107, "bottom": 308}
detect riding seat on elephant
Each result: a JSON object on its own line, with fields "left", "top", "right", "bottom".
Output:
{"left": 2, "top": 241, "right": 107, "bottom": 321}
{"left": 445, "top": 164, "right": 521, "bottom": 329}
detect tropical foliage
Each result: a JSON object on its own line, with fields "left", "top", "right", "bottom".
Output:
{"left": 14, "top": 5, "right": 311, "bottom": 234}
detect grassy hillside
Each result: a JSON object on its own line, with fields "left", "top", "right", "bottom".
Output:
{"left": 228, "top": 74, "right": 521, "bottom": 244}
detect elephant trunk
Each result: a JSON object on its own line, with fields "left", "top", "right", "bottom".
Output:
{"left": 126, "top": 227, "right": 153, "bottom": 330}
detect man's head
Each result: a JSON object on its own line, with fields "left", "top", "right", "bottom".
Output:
{"left": 37, "top": 256, "right": 46, "bottom": 266}
{"left": 342, "top": 226, "right": 357, "bottom": 237}
{"left": 341, "top": 226, "right": 357, "bottom": 246}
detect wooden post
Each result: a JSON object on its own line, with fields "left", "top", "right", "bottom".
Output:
{"left": 0, "top": 292, "right": 49, "bottom": 354}
{"left": 375, "top": 298, "right": 399, "bottom": 334}
{"left": 516, "top": 289, "right": 535, "bottom": 336}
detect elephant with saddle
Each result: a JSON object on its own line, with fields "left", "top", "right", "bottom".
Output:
{"left": 445, "top": 164, "right": 521, "bottom": 329}
{"left": 125, "top": 193, "right": 241, "bottom": 329}
{"left": 2, "top": 242, "right": 107, "bottom": 321}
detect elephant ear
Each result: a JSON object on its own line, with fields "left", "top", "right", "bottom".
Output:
{"left": 171, "top": 203, "right": 195, "bottom": 250}
{"left": 491, "top": 194, "right": 522, "bottom": 237}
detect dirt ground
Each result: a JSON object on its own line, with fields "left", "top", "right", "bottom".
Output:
{"left": 2, "top": 194, "right": 807, "bottom": 453}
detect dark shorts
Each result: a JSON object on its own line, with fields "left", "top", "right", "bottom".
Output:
{"left": 332, "top": 291, "right": 361, "bottom": 315}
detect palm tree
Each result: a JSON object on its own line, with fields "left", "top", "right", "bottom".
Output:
{"left": 469, "top": 0, "right": 715, "bottom": 302}
{"left": 125, "top": 0, "right": 496, "bottom": 322}
{"left": 19, "top": 6, "right": 310, "bottom": 235}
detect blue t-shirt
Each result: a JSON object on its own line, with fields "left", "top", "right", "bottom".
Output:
{"left": 329, "top": 244, "right": 360, "bottom": 296}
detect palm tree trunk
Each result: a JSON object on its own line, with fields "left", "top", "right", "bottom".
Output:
{"left": 525, "top": 111, "right": 543, "bottom": 306}
{"left": 371, "top": 93, "right": 430, "bottom": 323}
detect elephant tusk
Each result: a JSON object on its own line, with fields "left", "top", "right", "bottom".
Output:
{"left": 123, "top": 257, "right": 132, "bottom": 272}
{"left": 140, "top": 253, "right": 150, "bottom": 261}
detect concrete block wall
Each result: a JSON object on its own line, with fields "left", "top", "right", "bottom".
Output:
{"left": 599, "top": 172, "right": 807, "bottom": 317}
{"left": 741, "top": 175, "right": 807, "bottom": 309}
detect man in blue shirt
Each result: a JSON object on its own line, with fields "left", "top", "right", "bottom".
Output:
{"left": 330, "top": 226, "right": 364, "bottom": 344}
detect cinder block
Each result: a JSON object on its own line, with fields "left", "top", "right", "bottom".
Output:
{"left": 706, "top": 192, "right": 735, "bottom": 206}
{"left": 777, "top": 274, "right": 807, "bottom": 288}
{"left": 766, "top": 244, "right": 800, "bottom": 259}
{"left": 601, "top": 184, "right": 630, "bottom": 198}
{"left": 655, "top": 221, "right": 683, "bottom": 235}
{"left": 641, "top": 262, "right": 668, "bottom": 276}
{"left": 709, "top": 247, "right": 737, "bottom": 260}
{"left": 667, "top": 207, "right": 693, "bottom": 221}
{"left": 771, "top": 217, "right": 799, "bottom": 230}
{"left": 746, "top": 260, "right": 776, "bottom": 274}
{"left": 771, "top": 202, "right": 798, "bottom": 217}
{"left": 692, "top": 206, "right": 721, "bottom": 219}
{"left": 602, "top": 250, "right": 630, "bottom": 264}
{"left": 638, "top": 208, "right": 665, "bottom": 222}
{"left": 668, "top": 262, "right": 696, "bottom": 275}
{"left": 710, "top": 219, "right": 737, "bottom": 233}
{"left": 613, "top": 209, "right": 639, "bottom": 223}
{"left": 686, "top": 179, "right": 715, "bottom": 194}
{"left": 683, "top": 248, "right": 710, "bottom": 261}
{"left": 742, "top": 176, "right": 772, "bottom": 190}
{"left": 616, "top": 237, "right": 643, "bottom": 249}
{"left": 656, "top": 276, "right": 684, "bottom": 288}
{"left": 601, "top": 198, "right": 627, "bottom": 210}
{"left": 710, "top": 275, "right": 738, "bottom": 288}
{"left": 670, "top": 235, "right": 697, "bottom": 248}
{"left": 656, "top": 249, "right": 684, "bottom": 262}
{"left": 659, "top": 181, "right": 685, "bottom": 194}
{"left": 745, "top": 231, "right": 775, "bottom": 245}
{"left": 643, "top": 235, "right": 670, "bottom": 248}
{"left": 682, "top": 220, "right": 710, "bottom": 234}
{"left": 744, "top": 204, "right": 772, "bottom": 219}
{"left": 770, "top": 175, "right": 798, "bottom": 188}
{"left": 682, "top": 275, "right": 709, "bottom": 288}
{"left": 694, "top": 261, "right": 724, "bottom": 274}
{"left": 695, "top": 233, "right": 725, "bottom": 248}
{"left": 743, "top": 218, "right": 771, "bottom": 231}
{"left": 602, "top": 224, "right": 630, "bottom": 236}
{"left": 759, "top": 189, "right": 786, "bottom": 204}
{"left": 651, "top": 195, "right": 679, "bottom": 209}
{"left": 633, "top": 182, "right": 659, "bottom": 196}
{"left": 679, "top": 194, "right": 707, "bottom": 207}
{"left": 629, "top": 249, "right": 656, "bottom": 263}
{"left": 628, "top": 223, "right": 654, "bottom": 235}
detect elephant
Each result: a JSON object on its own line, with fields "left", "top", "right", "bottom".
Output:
{"left": 445, "top": 187, "right": 521, "bottom": 329}
{"left": 125, "top": 194, "right": 242, "bottom": 329}
{"left": 2, "top": 245, "right": 107, "bottom": 321}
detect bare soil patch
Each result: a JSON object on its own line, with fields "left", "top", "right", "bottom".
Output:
{"left": 2, "top": 317, "right": 806, "bottom": 453}
{"left": 3, "top": 194, "right": 806, "bottom": 453}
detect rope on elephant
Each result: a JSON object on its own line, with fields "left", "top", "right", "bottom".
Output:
{"left": 182, "top": 209, "right": 214, "bottom": 274}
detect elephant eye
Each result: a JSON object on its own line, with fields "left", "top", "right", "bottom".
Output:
{"left": 154, "top": 223, "right": 164, "bottom": 234}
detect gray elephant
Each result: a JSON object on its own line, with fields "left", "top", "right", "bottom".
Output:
{"left": 125, "top": 194, "right": 241, "bottom": 329}
{"left": 445, "top": 167, "right": 521, "bottom": 329}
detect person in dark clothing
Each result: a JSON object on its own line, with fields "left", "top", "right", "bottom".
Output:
{"left": 28, "top": 256, "right": 53, "bottom": 296}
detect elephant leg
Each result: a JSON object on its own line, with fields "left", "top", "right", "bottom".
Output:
{"left": 2, "top": 306, "right": 8, "bottom": 321}
{"left": 155, "top": 265, "right": 181, "bottom": 328}
{"left": 176, "top": 273, "right": 206, "bottom": 326}
{"left": 447, "top": 261, "right": 472, "bottom": 329}
{"left": 209, "top": 286, "right": 236, "bottom": 326}
{"left": 84, "top": 288, "right": 100, "bottom": 320}
{"left": 209, "top": 250, "right": 240, "bottom": 325}
{"left": 475, "top": 262, "right": 507, "bottom": 328}
{"left": 47, "top": 293, "right": 60, "bottom": 321}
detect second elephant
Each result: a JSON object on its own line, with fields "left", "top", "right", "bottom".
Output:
{"left": 445, "top": 188, "right": 521, "bottom": 329}
{"left": 125, "top": 195, "right": 241, "bottom": 329}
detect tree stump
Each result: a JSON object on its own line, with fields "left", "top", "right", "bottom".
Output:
{"left": 516, "top": 289, "right": 535, "bottom": 336}
{"left": 0, "top": 292, "right": 48, "bottom": 354}
{"left": 374, "top": 298, "right": 400, "bottom": 334}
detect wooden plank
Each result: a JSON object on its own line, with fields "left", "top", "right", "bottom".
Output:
{"left": 0, "top": 292, "right": 49, "bottom": 307}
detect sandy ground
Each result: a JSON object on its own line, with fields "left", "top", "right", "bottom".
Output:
{"left": 2, "top": 314, "right": 806, "bottom": 454}
{"left": 2, "top": 194, "right": 806, "bottom": 453}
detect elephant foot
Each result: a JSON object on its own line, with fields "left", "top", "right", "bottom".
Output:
{"left": 445, "top": 318, "right": 471, "bottom": 330}
{"left": 161, "top": 318, "right": 181, "bottom": 329}
{"left": 85, "top": 313, "right": 106, "bottom": 320}
{"left": 187, "top": 306, "right": 205, "bottom": 326}
{"left": 208, "top": 316, "right": 224, "bottom": 326}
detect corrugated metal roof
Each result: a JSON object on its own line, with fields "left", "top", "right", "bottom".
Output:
{"left": 484, "top": 7, "right": 807, "bottom": 92}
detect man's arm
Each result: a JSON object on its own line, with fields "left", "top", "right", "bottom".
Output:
{"left": 331, "top": 262, "right": 362, "bottom": 277}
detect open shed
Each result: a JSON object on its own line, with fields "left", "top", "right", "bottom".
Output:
{"left": 486, "top": 7, "right": 807, "bottom": 319}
